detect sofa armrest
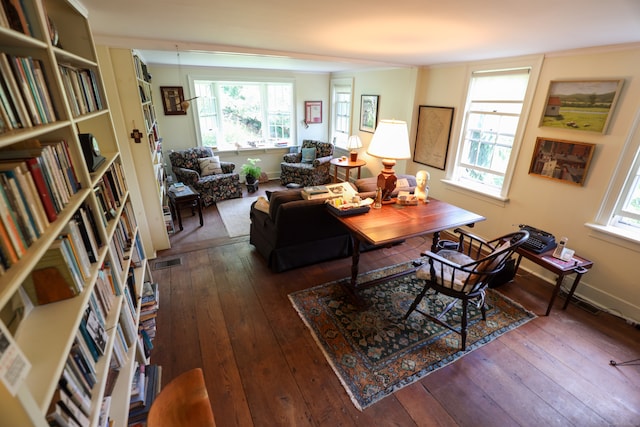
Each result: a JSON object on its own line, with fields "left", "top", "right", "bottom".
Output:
{"left": 283, "top": 153, "right": 301, "bottom": 163}
{"left": 173, "top": 167, "right": 200, "bottom": 185}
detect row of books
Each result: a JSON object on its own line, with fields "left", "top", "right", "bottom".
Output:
{"left": 21, "top": 203, "right": 101, "bottom": 306}
{"left": 0, "top": 0, "right": 33, "bottom": 36}
{"left": 47, "top": 285, "right": 114, "bottom": 427}
{"left": 59, "top": 64, "right": 104, "bottom": 118}
{"left": 139, "top": 281, "right": 158, "bottom": 359}
{"left": 128, "top": 363, "right": 162, "bottom": 424}
{"left": 0, "top": 52, "right": 57, "bottom": 132}
{"left": 93, "top": 162, "right": 128, "bottom": 228}
{"left": 0, "top": 139, "right": 82, "bottom": 273}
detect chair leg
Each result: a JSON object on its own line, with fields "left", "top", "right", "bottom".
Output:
{"left": 404, "top": 285, "right": 430, "bottom": 320}
{"left": 460, "top": 300, "right": 468, "bottom": 351}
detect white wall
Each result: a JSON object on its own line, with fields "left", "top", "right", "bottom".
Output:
{"left": 413, "top": 44, "right": 640, "bottom": 322}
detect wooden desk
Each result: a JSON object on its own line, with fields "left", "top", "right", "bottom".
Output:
{"left": 329, "top": 198, "right": 485, "bottom": 298}
{"left": 515, "top": 247, "right": 593, "bottom": 315}
{"left": 168, "top": 186, "right": 204, "bottom": 231}
{"left": 330, "top": 158, "right": 366, "bottom": 182}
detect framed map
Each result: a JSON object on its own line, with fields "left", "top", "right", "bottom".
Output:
{"left": 413, "top": 105, "right": 454, "bottom": 170}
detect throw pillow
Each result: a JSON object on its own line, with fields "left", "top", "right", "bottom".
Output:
{"left": 301, "top": 147, "right": 316, "bottom": 164}
{"left": 198, "top": 156, "right": 223, "bottom": 176}
{"left": 254, "top": 196, "right": 270, "bottom": 214}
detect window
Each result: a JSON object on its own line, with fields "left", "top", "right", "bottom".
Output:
{"left": 450, "top": 63, "right": 540, "bottom": 199}
{"left": 193, "top": 80, "right": 294, "bottom": 151}
{"left": 330, "top": 78, "right": 353, "bottom": 148}
{"left": 591, "top": 111, "right": 640, "bottom": 243}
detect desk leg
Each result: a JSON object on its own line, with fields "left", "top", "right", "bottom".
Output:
{"left": 197, "top": 197, "right": 204, "bottom": 227}
{"left": 546, "top": 274, "right": 566, "bottom": 316}
{"left": 350, "top": 238, "right": 361, "bottom": 289}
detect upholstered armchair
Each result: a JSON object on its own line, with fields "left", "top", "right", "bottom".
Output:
{"left": 280, "top": 140, "right": 334, "bottom": 187}
{"left": 169, "top": 147, "right": 243, "bottom": 207}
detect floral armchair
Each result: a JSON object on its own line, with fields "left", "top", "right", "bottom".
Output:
{"left": 169, "top": 147, "right": 243, "bottom": 206}
{"left": 280, "top": 140, "right": 334, "bottom": 187}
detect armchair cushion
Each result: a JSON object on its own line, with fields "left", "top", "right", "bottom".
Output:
{"left": 198, "top": 156, "right": 223, "bottom": 176}
{"left": 301, "top": 147, "right": 316, "bottom": 163}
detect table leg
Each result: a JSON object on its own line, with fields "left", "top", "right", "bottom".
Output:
{"left": 563, "top": 271, "right": 585, "bottom": 310}
{"left": 431, "top": 231, "right": 440, "bottom": 253}
{"left": 333, "top": 165, "right": 339, "bottom": 183}
{"left": 546, "top": 273, "right": 566, "bottom": 316}
{"left": 357, "top": 166, "right": 361, "bottom": 179}
{"left": 350, "top": 238, "right": 361, "bottom": 289}
{"left": 176, "top": 202, "right": 184, "bottom": 231}
{"left": 197, "top": 197, "right": 203, "bottom": 227}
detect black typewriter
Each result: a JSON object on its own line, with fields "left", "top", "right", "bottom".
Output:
{"left": 519, "top": 224, "right": 557, "bottom": 254}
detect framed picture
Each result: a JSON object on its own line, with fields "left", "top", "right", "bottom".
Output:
{"left": 413, "top": 105, "right": 454, "bottom": 170}
{"left": 540, "top": 79, "right": 623, "bottom": 134}
{"left": 304, "top": 101, "right": 322, "bottom": 124}
{"left": 528, "top": 137, "right": 596, "bottom": 186}
{"left": 160, "top": 86, "right": 187, "bottom": 115}
{"left": 360, "top": 95, "right": 379, "bottom": 133}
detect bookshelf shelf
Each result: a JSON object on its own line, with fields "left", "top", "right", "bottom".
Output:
{"left": 0, "top": 0, "right": 160, "bottom": 426}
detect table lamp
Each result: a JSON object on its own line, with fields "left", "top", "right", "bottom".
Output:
{"left": 366, "top": 119, "right": 411, "bottom": 201}
{"left": 347, "top": 135, "right": 363, "bottom": 162}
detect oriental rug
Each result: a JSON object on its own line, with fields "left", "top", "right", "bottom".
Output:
{"left": 288, "top": 261, "right": 536, "bottom": 410}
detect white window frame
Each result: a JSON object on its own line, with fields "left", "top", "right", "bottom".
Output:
{"left": 445, "top": 57, "right": 543, "bottom": 201}
{"left": 330, "top": 78, "right": 354, "bottom": 149}
{"left": 189, "top": 75, "right": 296, "bottom": 151}
{"left": 588, "top": 108, "right": 640, "bottom": 248}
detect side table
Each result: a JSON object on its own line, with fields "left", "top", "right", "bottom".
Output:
{"left": 168, "top": 186, "right": 204, "bottom": 231}
{"left": 330, "top": 158, "right": 366, "bottom": 183}
{"left": 514, "top": 247, "right": 593, "bottom": 315}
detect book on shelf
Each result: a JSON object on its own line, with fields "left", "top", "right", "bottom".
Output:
{"left": 128, "top": 364, "right": 162, "bottom": 424}
{"left": 84, "top": 305, "right": 108, "bottom": 356}
{"left": 47, "top": 386, "right": 90, "bottom": 427}
{"left": 59, "top": 368, "right": 91, "bottom": 416}
{"left": 22, "top": 238, "right": 83, "bottom": 306}
{"left": 0, "top": 0, "right": 32, "bottom": 36}
{"left": 0, "top": 52, "right": 32, "bottom": 128}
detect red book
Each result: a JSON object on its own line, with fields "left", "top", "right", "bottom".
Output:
{"left": 25, "top": 157, "right": 57, "bottom": 223}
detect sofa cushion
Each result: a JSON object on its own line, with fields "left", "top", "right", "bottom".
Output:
{"left": 198, "top": 156, "right": 223, "bottom": 176}
{"left": 254, "top": 196, "right": 270, "bottom": 214}
{"left": 267, "top": 190, "right": 304, "bottom": 219}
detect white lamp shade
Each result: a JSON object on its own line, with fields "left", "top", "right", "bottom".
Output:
{"left": 366, "top": 119, "right": 411, "bottom": 160}
{"left": 347, "top": 135, "right": 363, "bottom": 151}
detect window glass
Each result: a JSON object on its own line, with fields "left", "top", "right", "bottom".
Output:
{"left": 331, "top": 78, "right": 353, "bottom": 148}
{"left": 193, "top": 80, "right": 293, "bottom": 150}
{"left": 452, "top": 68, "right": 532, "bottom": 196}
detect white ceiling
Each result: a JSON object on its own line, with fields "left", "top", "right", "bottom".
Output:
{"left": 81, "top": 0, "right": 640, "bottom": 72}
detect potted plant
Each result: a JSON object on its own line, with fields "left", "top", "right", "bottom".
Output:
{"left": 241, "top": 157, "right": 262, "bottom": 187}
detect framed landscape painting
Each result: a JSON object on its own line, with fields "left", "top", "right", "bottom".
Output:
{"left": 528, "top": 137, "right": 596, "bottom": 186}
{"left": 540, "top": 79, "right": 623, "bottom": 134}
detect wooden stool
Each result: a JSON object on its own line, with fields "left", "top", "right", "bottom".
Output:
{"left": 147, "top": 368, "right": 216, "bottom": 427}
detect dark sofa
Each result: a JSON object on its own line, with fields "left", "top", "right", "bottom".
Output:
{"left": 249, "top": 189, "right": 352, "bottom": 272}
{"left": 249, "top": 175, "right": 417, "bottom": 272}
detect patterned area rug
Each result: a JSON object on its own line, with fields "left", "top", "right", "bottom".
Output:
{"left": 289, "top": 261, "right": 536, "bottom": 410}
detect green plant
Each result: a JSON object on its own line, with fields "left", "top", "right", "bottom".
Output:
{"left": 241, "top": 158, "right": 262, "bottom": 181}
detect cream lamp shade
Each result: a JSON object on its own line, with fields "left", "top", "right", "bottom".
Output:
{"left": 366, "top": 119, "right": 411, "bottom": 201}
{"left": 347, "top": 135, "right": 363, "bottom": 161}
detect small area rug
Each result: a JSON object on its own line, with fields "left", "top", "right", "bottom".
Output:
{"left": 289, "top": 261, "right": 536, "bottom": 410}
{"left": 217, "top": 196, "right": 257, "bottom": 237}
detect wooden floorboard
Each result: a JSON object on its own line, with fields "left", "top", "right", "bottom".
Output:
{"left": 150, "top": 188, "right": 640, "bottom": 427}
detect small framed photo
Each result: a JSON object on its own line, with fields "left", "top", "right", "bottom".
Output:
{"left": 160, "top": 86, "right": 187, "bottom": 115}
{"left": 304, "top": 101, "right": 322, "bottom": 124}
{"left": 360, "top": 95, "right": 379, "bottom": 133}
{"left": 540, "top": 79, "right": 623, "bottom": 134}
{"left": 413, "top": 105, "right": 454, "bottom": 170}
{"left": 529, "top": 137, "right": 596, "bottom": 186}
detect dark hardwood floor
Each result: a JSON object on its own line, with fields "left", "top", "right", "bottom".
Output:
{"left": 150, "top": 185, "right": 640, "bottom": 426}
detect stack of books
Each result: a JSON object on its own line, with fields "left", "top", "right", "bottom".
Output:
{"left": 128, "top": 363, "right": 162, "bottom": 424}
{"left": 139, "top": 282, "right": 159, "bottom": 359}
{"left": 301, "top": 185, "right": 333, "bottom": 200}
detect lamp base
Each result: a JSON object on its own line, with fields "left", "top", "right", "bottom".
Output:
{"left": 350, "top": 152, "right": 358, "bottom": 162}
{"left": 377, "top": 163, "right": 398, "bottom": 201}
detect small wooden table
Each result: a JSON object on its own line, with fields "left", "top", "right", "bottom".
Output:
{"left": 328, "top": 198, "right": 485, "bottom": 299}
{"left": 330, "top": 158, "right": 366, "bottom": 183}
{"left": 514, "top": 247, "right": 593, "bottom": 315}
{"left": 168, "top": 186, "right": 203, "bottom": 231}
